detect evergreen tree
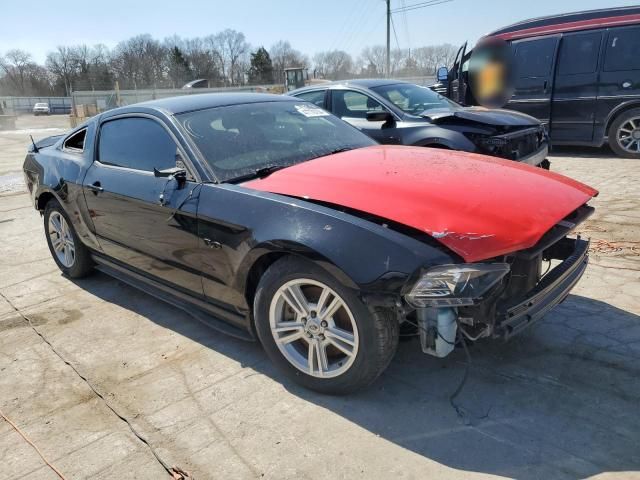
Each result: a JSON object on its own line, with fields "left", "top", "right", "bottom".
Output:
{"left": 248, "top": 47, "right": 273, "bottom": 85}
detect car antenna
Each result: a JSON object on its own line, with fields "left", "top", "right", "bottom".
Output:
{"left": 30, "top": 135, "right": 39, "bottom": 153}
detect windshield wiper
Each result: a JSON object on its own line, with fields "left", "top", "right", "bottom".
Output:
{"left": 225, "top": 165, "right": 287, "bottom": 184}
{"left": 312, "top": 147, "right": 354, "bottom": 160}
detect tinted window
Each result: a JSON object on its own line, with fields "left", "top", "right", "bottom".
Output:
{"left": 295, "top": 90, "right": 326, "bottom": 107}
{"left": 331, "top": 90, "right": 384, "bottom": 119}
{"left": 177, "top": 101, "right": 375, "bottom": 183}
{"left": 515, "top": 38, "right": 557, "bottom": 77}
{"left": 98, "top": 117, "right": 177, "bottom": 171}
{"left": 557, "top": 32, "right": 602, "bottom": 75}
{"left": 604, "top": 27, "right": 640, "bottom": 72}
{"left": 372, "top": 83, "right": 458, "bottom": 114}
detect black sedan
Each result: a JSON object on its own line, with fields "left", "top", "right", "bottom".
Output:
{"left": 289, "top": 79, "right": 549, "bottom": 167}
{"left": 24, "top": 93, "right": 596, "bottom": 394}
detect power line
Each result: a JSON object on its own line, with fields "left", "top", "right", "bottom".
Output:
{"left": 327, "top": 0, "right": 368, "bottom": 53}
{"left": 391, "top": 0, "right": 453, "bottom": 14}
{"left": 400, "top": 0, "right": 412, "bottom": 52}
{"left": 390, "top": 15, "right": 402, "bottom": 51}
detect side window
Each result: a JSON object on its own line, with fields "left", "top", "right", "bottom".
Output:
{"left": 331, "top": 90, "right": 384, "bottom": 119}
{"left": 63, "top": 128, "right": 87, "bottom": 152}
{"left": 557, "top": 32, "right": 602, "bottom": 75}
{"left": 514, "top": 38, "right": 557, "bottom": 77}
{"left": 98, "top": 117, "right": 177, "bottom": 171}
{"left": 604, "top": 26, "right": 640, "bottom": 72}
{"left": 295, "top": 90, "right": 326, "bottom": 107}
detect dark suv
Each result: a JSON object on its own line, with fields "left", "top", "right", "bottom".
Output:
{"left": 289, "top": 80, "right": 549, "bottom": 166}
{"left": 433, "top": 6, "right": 640, "bottom": 158}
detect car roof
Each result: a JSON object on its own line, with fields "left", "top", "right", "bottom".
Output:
{"left": 115, "top": 92, "right": 297, "bottom": 115}
{"left": 486, "top": 6, "right": 640, "bottom": 40}
{"left": 290, "top": 78, "right": 411, "bottom": 94}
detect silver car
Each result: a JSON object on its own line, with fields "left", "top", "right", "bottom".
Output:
{"left": 33, "top": 103, "right": 50, "bottom": 115}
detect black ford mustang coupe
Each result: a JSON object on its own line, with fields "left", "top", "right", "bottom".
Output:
{"left": 24, "top": 93, "right": 597, "bottom": 394}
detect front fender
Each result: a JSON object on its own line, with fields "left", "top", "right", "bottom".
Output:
{"left": 197, "top": 184, "right": 456, "bottom": 307}
{"left": 403, "top": 125, "right": 477, "bottom": 152}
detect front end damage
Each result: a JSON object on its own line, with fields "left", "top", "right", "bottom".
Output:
{"left": 403, "top": 205, "right": 593, "bottom": 357}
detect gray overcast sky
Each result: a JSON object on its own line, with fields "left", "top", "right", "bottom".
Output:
{"left": 0, "top": 0, "right": 637, "bottom": 63}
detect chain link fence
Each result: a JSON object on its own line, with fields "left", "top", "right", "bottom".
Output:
{"left": 71, "top": 84, "right": 281, "bottom": 116}
{"left": 0, "top": 96, "right": 72, "bottom": 115}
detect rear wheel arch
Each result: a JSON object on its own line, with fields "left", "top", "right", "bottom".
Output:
{"left": 607, "top": 106, "right": 640, "bottom": 158}
{"left": 606, "top": 101, "right": 640, "bottom": 136}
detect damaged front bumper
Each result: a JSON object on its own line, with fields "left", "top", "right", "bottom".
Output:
{"left": 519, "top": 143, "right": 549, "bottom": 168}
{"left": 413, "top": 236, "right": 590, "bottom": 356}
{"left": 496, "top": 237, "right": 589, "bottom": 339}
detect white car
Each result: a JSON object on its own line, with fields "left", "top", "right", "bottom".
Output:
{"left": 33, "top": 103, "right": 50, "bottom": 115}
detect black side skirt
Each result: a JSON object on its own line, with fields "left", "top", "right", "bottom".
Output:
{"left": 92, "top": 255, "right": 255, "bottom": 342}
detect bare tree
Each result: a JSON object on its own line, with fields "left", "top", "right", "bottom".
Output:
{"left": 359, "top": 46, "right": 386, "bottom": 77}
{"left": 110, "top": 35, "right": 167, "bottom": 89}
{"left": 0, "top": 49, "right": 35, "bottom": 94}
{"left": 45, "top": 46, "right": 78, "bottom": 95}
{"left": 183, "top": 37, "right": 221, "bottom": 85}
{"left": 270, "top": 40, "right": 307, "bottom": 84}
{"left": 313, "top": 50, "right": 353, "bottom": 80}
{"left": 219, "top": 29, "right": 249, "bottom": 85}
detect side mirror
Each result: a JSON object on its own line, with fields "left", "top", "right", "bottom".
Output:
{"left": 154, "top": 166, "right": 187, "bottom": 189}
{"left": 436, "top": 66, "right": 449, "bottom": 82}
{"left": 366, "top": 111, "right": 393, "bottom": 122}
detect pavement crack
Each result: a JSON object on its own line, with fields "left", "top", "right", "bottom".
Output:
{"left": 0, "top": 291, "right": 193, "bottom": 480}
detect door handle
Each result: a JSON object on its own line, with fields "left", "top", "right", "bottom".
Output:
{"left": 86, "top": 181, "right": 103, "bottom": 194}
{"left": 622, "top": 81, "right": 632, "bottom": 89}
{"left": 203, "top": 238, "right": 222, "bottom": 249}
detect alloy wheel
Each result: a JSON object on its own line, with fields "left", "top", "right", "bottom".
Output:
{"left": 48, "top": 211, "right": 75, "bottom": 268}
{"left": 617, "top": 116, "right": 640, "bottom": 153}
{"left": 269, "top": 278, "right": 359, "bottom": 378}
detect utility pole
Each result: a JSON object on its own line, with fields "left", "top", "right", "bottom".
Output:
{"left": 386, "top": 0, "right": 391, "bottom": 77}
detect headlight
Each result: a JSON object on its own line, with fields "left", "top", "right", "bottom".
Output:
{"left": 405, "top": 263, "right": 510, "bottom": 307}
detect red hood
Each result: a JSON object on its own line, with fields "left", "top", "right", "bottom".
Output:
{"left": 244, "top": 146, "right": 598, "bottom": 262}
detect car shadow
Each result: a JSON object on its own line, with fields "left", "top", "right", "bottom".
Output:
{"left": 74, "top": 272, "right": 640, "bottom": 480}
{"left": 549, "top": 144, "right": 618, "bottom": 159}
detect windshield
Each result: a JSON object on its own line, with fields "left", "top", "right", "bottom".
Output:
{"left": 371, "top": 83, "right": 459, "bottom": 115}
{"left": 177, "top": 101, "right": 375, "bottom": 183}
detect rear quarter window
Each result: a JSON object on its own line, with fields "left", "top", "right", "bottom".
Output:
{"left": 604, "top": 26, "right": 640, "bottom": 72}
{"left": 294, "top": 90, "right": 326, "bottom": 107}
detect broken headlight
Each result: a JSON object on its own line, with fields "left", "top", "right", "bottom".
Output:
{"left": 405, "top": 263, "right": 510, "bottom": 307}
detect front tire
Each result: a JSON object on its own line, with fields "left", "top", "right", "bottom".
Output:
{"left": 254, "top": 256, "right": 398, "bottom": 395}
{"left": 609, "top": 108, "right": 640, "bottom": 158}
{"left": 44, "top": 199, "right": 93, "bottom": 278}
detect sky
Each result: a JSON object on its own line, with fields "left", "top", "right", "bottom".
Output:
{"left": 0, "top": 0, "right": 637, "bottom": 63}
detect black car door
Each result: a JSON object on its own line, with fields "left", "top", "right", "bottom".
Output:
{"left": 597, "top": 26, "right": 640, "bottom": 136}
{"left": 329, "top": 89, "right": 401, "bottom": 144}
{"left": 550, "top": 31, "right": 603, "bottom": 142}
{"left": 506, "top": 36, "right": 559, "bottom": 129}
{"left": 83, "top": 115, "right": 204, "bottom": 295}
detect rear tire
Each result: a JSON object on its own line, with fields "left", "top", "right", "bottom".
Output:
{"left": 44, "top": 199, "right": 93, "bottom": 278}
{"left": 609, "top": 108, "right": 640, "bottom": 158}
{"left": 254, "top": 256, "right": 398, "bottom": 395}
